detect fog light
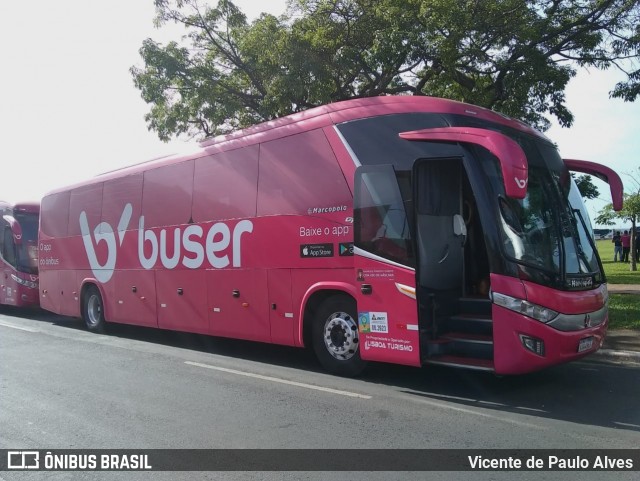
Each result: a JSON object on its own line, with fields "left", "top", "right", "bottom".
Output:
{"left": 519, "top": 334, "right": 545, "bottom": 356}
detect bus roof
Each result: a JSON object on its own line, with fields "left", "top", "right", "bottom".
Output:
{"left": 44, "top": 96, "right": 547, "bottom": 196}
{"left": 199, "top": 95, "right": 545, "bottom": 148}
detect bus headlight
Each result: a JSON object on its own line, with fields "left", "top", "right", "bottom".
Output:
{"left": 491, "top": 292, "right": 559, "bottom": 323}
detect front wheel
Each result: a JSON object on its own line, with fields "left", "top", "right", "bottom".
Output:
{"left": 312, "top": 295, "right": 367, "bottom": 377}
{"left": 83, "top": 285, "right": 106, "bottom": 333}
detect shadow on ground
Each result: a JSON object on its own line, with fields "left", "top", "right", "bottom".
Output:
{"left": 4, "top": 306, "right": 639, "bottom": 434}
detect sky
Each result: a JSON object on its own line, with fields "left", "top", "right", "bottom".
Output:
{"left": 1, "top": 1, "right": 638, "bottom": 228}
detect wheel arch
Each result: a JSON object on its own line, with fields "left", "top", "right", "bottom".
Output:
{"left": 298, "top": 282, "right": 358, "bottom": 348}
{"left": 79, "top": 279, "right": 109, "bottom": 321}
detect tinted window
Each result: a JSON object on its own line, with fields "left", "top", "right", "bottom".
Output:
{"left": 101, "top": 174, "right": 143, "bottom": 235}
{"left": 40, "top": 192, "right": 71, "bottom": 238}
{"left": 142, "top": 160, "right": 194, "bottom": 228}
{"left": 257, "top": 129, "right": 351, "bottom": 217}
{"left": 69, "top": 184, "right": 104, "bottom": 236}
{"left": 193, "top": 145, "right": 259, "bottom": 222}
{"left": 337, "top": 113, "right": 459, "bottom": 168}
{"left": 355, "top": 165, "right": 414, "bottom": 267}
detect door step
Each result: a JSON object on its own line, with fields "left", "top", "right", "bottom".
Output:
{"left": 445, "top": 314, "right": 493, "bottom": 336}
{"left": 440, "top": 331, "right": 493, "bottom": 344}
{"left": 457, "top": 297, "right": 492, "bottom": 315}
{"left": 449, "top": 314, "right": 492, "bottom": 324}
{"left": 427, "top": 355, "right": 495, "bottom": 371}
{"left": 431, "top": 331, "right": 494, "bottom": 359}
{"left": 421, "top": 294, "right": 495, "bottom": 369}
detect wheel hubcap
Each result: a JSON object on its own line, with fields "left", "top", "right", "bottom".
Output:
{"left": 87, "top": 295, "right": 102, "bottom": 326}
{"left": 323, "top": 311, "right": 359, "bottom": 361}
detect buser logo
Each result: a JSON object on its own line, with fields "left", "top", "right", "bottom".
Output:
{"left": 80, "top": 203, "right": 253, "bottom": 283}
{"left": 79, "top": 204, "right": 132, "bottom": 283}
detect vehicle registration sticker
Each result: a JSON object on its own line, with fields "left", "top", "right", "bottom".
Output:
{"left": 578, "top": 337, "right": 594, "bottom": 353}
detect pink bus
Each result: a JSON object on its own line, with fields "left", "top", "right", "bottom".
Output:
{"left": 38, "top": 96, "right": 622, "bottom": 376}
{"left": 0, "top": 201, "right": 40, "bottom": 308}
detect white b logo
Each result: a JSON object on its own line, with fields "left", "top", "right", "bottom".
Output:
{"left": 79, "top": 204, "right": 132, "bottom": 283}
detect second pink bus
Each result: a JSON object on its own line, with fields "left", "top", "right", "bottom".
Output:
{"left": 0, "top": 200, "right": 39, "bottom": 308}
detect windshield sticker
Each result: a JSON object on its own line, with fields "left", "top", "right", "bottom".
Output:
{"left": 566, "top": 277, "right": 594, "bottom": 289}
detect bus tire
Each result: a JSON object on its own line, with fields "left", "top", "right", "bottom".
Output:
{"left": 312, "top": 295, "right": 366, "bottom": 377}
{"left": 83, "top": 285, "right": 106, "bottom": 333}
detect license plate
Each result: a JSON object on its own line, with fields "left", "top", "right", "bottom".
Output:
{"left": 578, "top": 337, "right": 594, "bottom": 353}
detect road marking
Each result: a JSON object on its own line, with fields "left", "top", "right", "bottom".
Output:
{"left": 420, "top": 392, "right": 478, "bottom": 403}
{"left": 515, "top": 406, "right": 548, "bottom": 413}
{"left": 185, "top": 361, "right": 372, "bottom": 399}
{"left": 614, "top": 421, "right": 640, "bottom": 429}
{"left": 406, "top": 395, "right": 546, "bottom": 430}
{"left": 422, "top": 392, "right": 508, "bottom": 407}
{"left": 0, "top": 321, "right": 38, "bottom": 332}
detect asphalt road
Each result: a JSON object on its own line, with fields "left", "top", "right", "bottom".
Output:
{"left": 1, "top": 307, "right": 639, "bottom": 481}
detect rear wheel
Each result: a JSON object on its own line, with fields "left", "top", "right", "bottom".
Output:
{"left": 83, "top": 285, "right": 106, "bottom": 333}
{"left": 312, "top": 295, "right": 366, "bottom": 377}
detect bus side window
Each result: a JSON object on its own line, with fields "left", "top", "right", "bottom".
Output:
{"left": 40, "top": 191, "right": 71, "bottom": 238}
{"left": 257, "top": 130, "right": 351, "bottom": 217}
{"left": 142, "top": 161, "right": 195, "bottom": 228}
{"left": 192, "top": 147, "right": 259, "bottom": 222}
{"left": 69, "top": 183, "right": 104, "bottom": 237}
{"left": 355, "top": 167, "right": 414, "bottom": 267}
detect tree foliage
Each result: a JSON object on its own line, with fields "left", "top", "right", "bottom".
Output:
{"left": 595, "top": 192, "right": 640, "bottom": 226}
{"left": 132, "top": 0, "right": 640, "bottom": 140}
{"left": 596, "top": 168, "right": 640, "bottom": 270}
{"left": 573, "top": 174, "right": 600, "bottom": 199}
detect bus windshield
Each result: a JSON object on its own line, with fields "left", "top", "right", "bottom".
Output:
{"left": 496, "top": 137, "right": 603, "bottom": 287}
{"left": 14, "top": 213, "right": 39, "bottom": 274}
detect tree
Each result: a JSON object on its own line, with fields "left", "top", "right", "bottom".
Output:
{"left": 132, "top": 0, "right": 640, "bottom": 141}
{"left": 596, "top": 169, "right": 640, "bottom": 271}
{"left": 573, "top": 174, "right": 600, "bottom": 200}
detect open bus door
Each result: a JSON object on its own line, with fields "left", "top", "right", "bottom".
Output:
{"left": 353, "top": 165, "right": 421, "bottom": 367}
